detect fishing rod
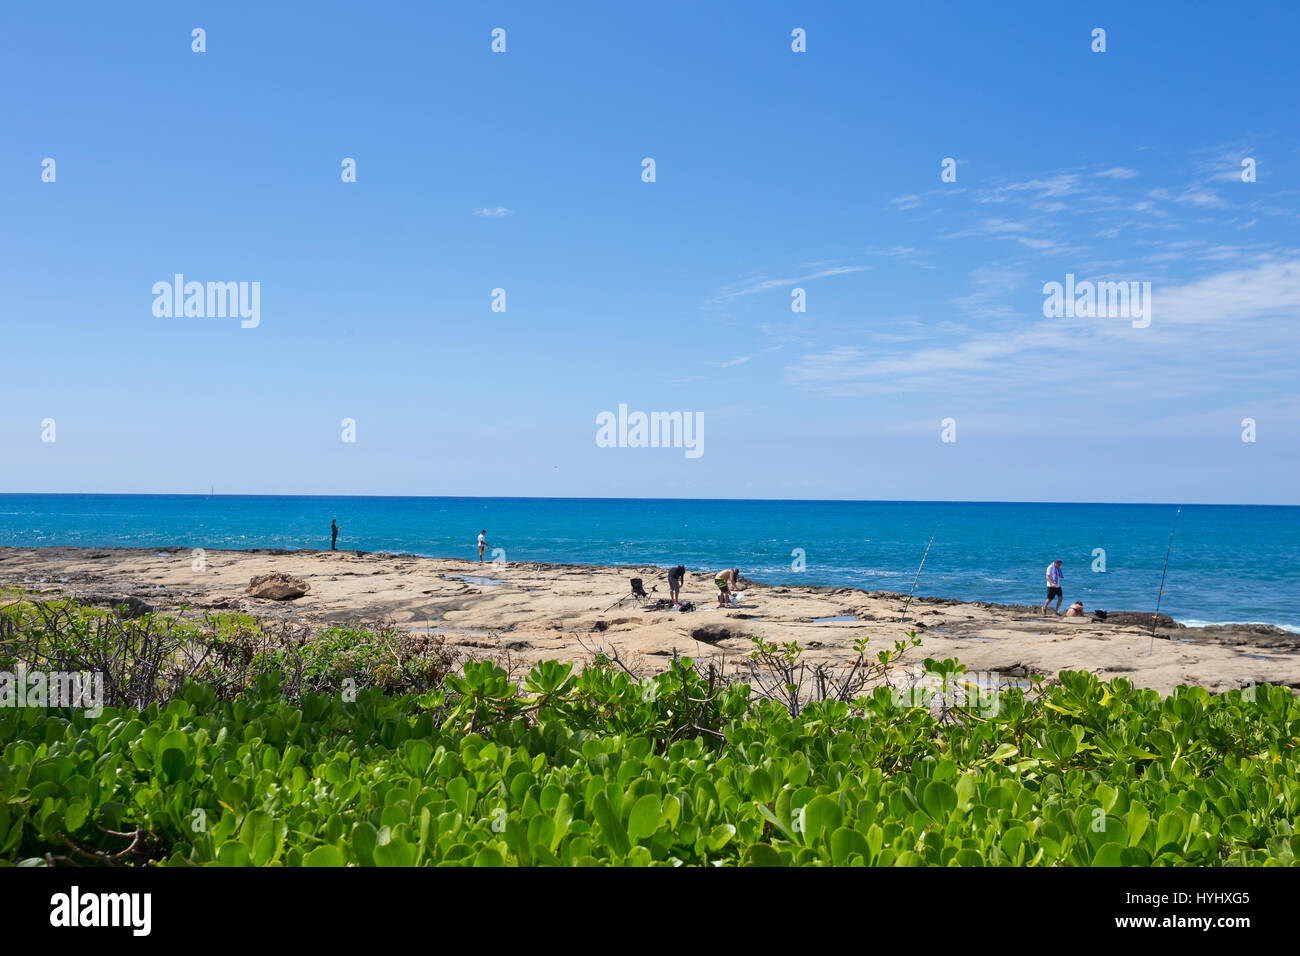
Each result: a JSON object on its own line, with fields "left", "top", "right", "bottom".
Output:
{"left": 1148, "top": 507, "right": 1182, "bottom": 655}
{"left": 899, "top": 526, "right": 939, "bottom": 625}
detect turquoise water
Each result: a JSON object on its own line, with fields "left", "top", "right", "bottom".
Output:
{"left": 1, "top": 495, "right": 1296, "bottom": 631}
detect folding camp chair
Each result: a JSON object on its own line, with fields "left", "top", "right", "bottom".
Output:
{"left": 602, "top": 577, "right": 655, "bottom": 612}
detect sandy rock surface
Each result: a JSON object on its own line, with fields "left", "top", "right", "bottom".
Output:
{"left": 2, "top": 546, "right": 1297, "bottom": 696}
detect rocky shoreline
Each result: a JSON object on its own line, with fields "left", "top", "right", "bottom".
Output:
{"left": 2, "top": 545, "right": 1297, "bottom": 695}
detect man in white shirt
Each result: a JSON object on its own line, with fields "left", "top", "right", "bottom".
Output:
{"left": 477, "top": 530, "right": 488, "bottom": 563}
{"left": 1042, "top": 559, "right": 1064, "bottom": 615}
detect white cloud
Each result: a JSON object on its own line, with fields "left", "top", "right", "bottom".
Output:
{"left": 863, "top": 245, "right": 934, "bottom": 268}
{"left": 717, "top": 265, "right": 868, "bottom": 300}
{"left": 1177, "top": 189, "right": 1226, "bottom": 208}
{"left": 997, "top": 174, "right": 1081, "bottom": 198}
{"left": 1096, "top": 167, "right": 1139, "bottom": 179}
{"left": 947, "top": 267, "right": 1027, "bottom": 318}
{"left": 783, "top": 258, "right": 1300, "bottom": 398}
{"left": 1154, "top": 257, "right": 1300, "bottom": 324}
{"left": 981, "top": 219, "right": 1031, "bottom": 233}
{"left": 472, "top": 206, "right": 513, "bottom": 217}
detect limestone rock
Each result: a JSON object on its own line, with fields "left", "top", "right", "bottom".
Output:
{"left": 247, "top": 572, "right": 310, "bottom": 601}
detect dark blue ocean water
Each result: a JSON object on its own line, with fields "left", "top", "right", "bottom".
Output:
{"left": 1, "top": 495, "right": 1296, "bottom": 631}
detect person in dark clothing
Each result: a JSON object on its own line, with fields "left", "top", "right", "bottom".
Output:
{"left": 331, "top": 519, "right": 339, "bottom": 551}
{"left": 667, "top": 565, "right": 686, "bottom": 606}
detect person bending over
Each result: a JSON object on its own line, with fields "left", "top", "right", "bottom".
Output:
{"left": 714, "top": 567, "right": 740, "bottom": 607}
{"left": 667, "top": 565, "right": 686, "bottom": 606}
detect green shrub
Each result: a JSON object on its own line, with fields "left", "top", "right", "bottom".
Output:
{"left": 3, "top": 655, "right": 1298, "bottom": 867}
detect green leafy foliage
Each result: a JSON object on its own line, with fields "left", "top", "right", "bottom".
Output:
{"left": 0, "top": 597, "right": 460, "bottom": 709}
{"left": 3, "top": 654, "right": 1298, "bottom": 866}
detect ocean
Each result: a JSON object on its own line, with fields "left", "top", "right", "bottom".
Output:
{"left": 1, "top": 495, "right": 1296, "bottom": 631}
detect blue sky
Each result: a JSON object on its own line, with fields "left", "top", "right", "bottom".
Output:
{"left": 2, "top": 1, "right": 1298, "bottom": 503}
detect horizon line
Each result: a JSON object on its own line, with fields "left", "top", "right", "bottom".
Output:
{"left": 0, "top": 491, "right": 1295, "bottom": 508}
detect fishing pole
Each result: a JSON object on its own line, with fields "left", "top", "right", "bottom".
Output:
{"left": 1148, "top": 507, "right": 1182, "bottom": 655}
{"left": 899, "top": 526, "right": 939, "bottom": 625}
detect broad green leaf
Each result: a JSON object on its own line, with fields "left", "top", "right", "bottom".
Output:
{"left": 303, "top": 845, "right": 347, "bottom": 867}
{"left": 802, "top": 795, "right": 843, "bottom": 845}
{"left": 217, "top": 841, "right": 251, "bottom": 867}
{"left": 744, "top": 844, "right": 784, "bottom": 867}
{"left": 830, "top": 826, "right": 870, "bottom": 866}
{"left": 592, "top": 791, "right": 630, "bottom": 857}
{"left": 627, "top": 794, "right": 662, "bottom": 844}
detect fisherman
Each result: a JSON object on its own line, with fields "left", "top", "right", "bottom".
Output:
{"left": 477, "top": 529, "right": 488, "bottom": 563}
{"left": 1042, "top": 559, "right": 1064, "bottom": 615}
{"left": 330, "top": 518, "right": 339, "bottom": 551}
{"left": 667, "top": 565, "right": 686, "bottom": 606}
{"left": 714, "top": 567, "right": 740, "bottom": 607}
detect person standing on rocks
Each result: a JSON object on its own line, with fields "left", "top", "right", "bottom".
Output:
{"left": 331, "top": 518, "right": 339, "bottom": 551}
{"left": 478, "top": 530, "right": 488, "bottom": 563}
{"left": 1042, "top": 559, "right": 1064, "bottom": 615}
{"left": 667, "top": 565, "right": 686, "bottom": 606}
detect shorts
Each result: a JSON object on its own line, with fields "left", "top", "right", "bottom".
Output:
{"left": 1046, "top": 586, "right": 1063, "bottom": 600}
{"left": 715, "top": 578, "right": 729, "bottom": 591}
{"left": 668, "top": 569, "right": 684, "bottom": 589}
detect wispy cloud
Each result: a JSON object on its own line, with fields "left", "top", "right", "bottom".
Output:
{"left": 947, "top": 267, "right": 1027, "bottom": 319}
{"left": 1191, "top": 141, "right": 1258, "bottom": 183}
{"left": 863, "top": 245, "right": 934, "bottom": 268}
{"left": 715, "top": 265, "right": 868, "bottom": 300}
{"left": 472, "top": 206, "right": 513, "bottom": 218}
{"left": 1177, "top": 189, "right": 1226, "bottom": 208}
{"left": 940, "top": 218, "right": 1077, "bottom": 256}
{"left": 1096, "top": 167, "right": 1139, "bottom": 179}
{"left": 995, "top": 173, "right": 1081, "bottom": 198}
{"left": 783, "top": 257, "right": 1300, "bottom": 402}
